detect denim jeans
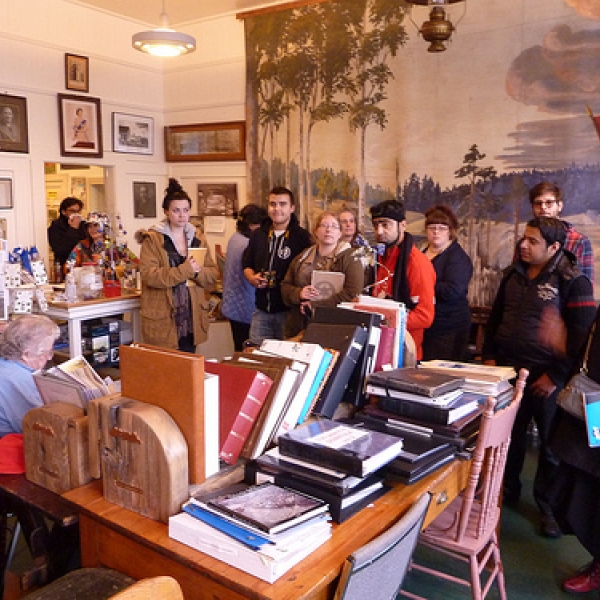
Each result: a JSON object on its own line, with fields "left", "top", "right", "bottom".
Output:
{"left": 248, "top": 309, "right": 288, "bottom": 345}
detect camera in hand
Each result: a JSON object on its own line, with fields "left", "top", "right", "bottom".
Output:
{"left": 261, "top": 270, "right": 277, "bottom": 289}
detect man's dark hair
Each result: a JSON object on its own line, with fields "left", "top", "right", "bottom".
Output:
{"left": 236, "top": 203, "right": 267, "bottom": 235}
{"left": 59, "top": 196, "right": 83, "bottom": 214}
{"left": 529, "top": 181, "right": 562, "bottom": 205}
{"left": 527, "top": 216, "right": 566, "bottom": 248}
{"left": 370, "top": 200, "right": 406, "bottom": 222}
{"left": 269, "top": 186, "right": 295, "bottom": 207}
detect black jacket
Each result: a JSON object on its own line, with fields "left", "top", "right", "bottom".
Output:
{"left": 482, "top": 249, "right": 595, "bottom": 388}
{"left": 242, "top": 214, "right": 312, "bottom": 314}
{"left": 47, "top": 215, "right": 87, "bottom": 266}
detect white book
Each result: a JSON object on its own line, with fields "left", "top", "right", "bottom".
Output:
{"left": 168, "top": 512, "right": 331, "bottom": 583}
{"left": 365, "top": 384, "right": 463, "bottom": 407}
{"left": 204, "top": 372, "right": 221, "bottom": 478}
{"left": 259, "top": 340, "right": 326, "bottom": 441}
{"left": 418, "top": 360, "right": 516, "bottom": 383}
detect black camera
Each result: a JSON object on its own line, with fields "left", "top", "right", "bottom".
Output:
{"left": 261, "top": 270, "right": 277, "bottom": 289}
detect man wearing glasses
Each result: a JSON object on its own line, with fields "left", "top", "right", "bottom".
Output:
{"left": 526, "top": 182, "right": 594, "bottom": 285}
{"left": 370, "top": 200, "right": 436, "bottom": 360}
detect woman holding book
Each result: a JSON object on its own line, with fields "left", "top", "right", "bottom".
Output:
{"left": 136, "top": 178, "right": 219, "bottom": 353}
{"left": 421, "top": 205, "right": 473, "bottom": 361}
{"left": 281, "top": 212, "right": 365, "bottom": 338}
{"left": 0, "top": 315, "right": 59, "bottom": 436}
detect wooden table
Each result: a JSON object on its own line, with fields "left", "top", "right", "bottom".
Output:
{"left": 63, "top": 459, "right": 470, "bottom": 600}
{"left": 45, "top": 293, "right": 141, "bottom": 358}
{"left": 0, "top": 474, "right": 79, "bottom": 595}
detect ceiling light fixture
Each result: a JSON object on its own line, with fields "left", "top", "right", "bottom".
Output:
{"left": 132, "top": 0, "right": 196, "bottom": 57}
{"left": 406, "top": 0, "right": 467, "bottom": 53}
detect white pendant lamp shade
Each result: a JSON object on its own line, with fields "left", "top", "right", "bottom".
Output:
{"left": 132, "top": 5, "right": 196, "bottom": 57}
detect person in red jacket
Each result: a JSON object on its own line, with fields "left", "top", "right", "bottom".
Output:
{"left": 369, "top": 200, "right": 436, "bottom": 360}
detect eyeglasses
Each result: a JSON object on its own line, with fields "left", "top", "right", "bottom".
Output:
{"left": 318, "top": 223, "right": 340, "bottom": 230}
{"left": 532, "top": 199, "right": 557, "bottom": 208}
{"left": 426, "top": 224, "right": 449, "bottom": 232}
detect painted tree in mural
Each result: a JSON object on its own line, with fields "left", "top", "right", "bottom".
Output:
{"left": 344, "top": 0, "right": 407, "bottom": 228}
{"left": 454, "top": 144, "right": 497, "bottom": 258}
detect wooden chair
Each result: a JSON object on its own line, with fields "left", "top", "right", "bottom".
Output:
{"left": 111, "top": 575, "right": 183, "bottom": 599}
{"left": 333, "top": 493, "right": 431, "bottom": 600}
{"left": 400, "top": 368, "right": 528, "bottom": 600}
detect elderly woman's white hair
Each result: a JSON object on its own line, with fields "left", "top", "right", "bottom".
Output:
{"left": 0, "top": 315, "right": 59, "bottom": 361}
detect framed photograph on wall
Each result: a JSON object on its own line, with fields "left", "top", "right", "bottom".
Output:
{"left": 0, "top": 179, "right": 13, "bottom": 209}
{"left": 113, "top": 112, "right": 154, "bottom": 155}
{"left": 133, "top": 182, "right": 157, "bottom": 219}
{"left": 196, "top": 183, "right": 238, "bottom": 217}
{"left": 65, "top": 54, "right": 89, "bottom": 93}
{"left": 0, "top": 94, "right": 29, "bottom": 154}
{"left": 165, "top": 122, "right": 245, "bottom": 162}
{"left": 58, "top": 94, "right": 103, "bottom": 158}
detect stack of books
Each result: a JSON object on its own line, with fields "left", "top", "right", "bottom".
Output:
{"left": 169, "top": 482, "right": 331, "bottom": 583}
{"left": 253, "top": 419, "right": 404, "bottom": 521}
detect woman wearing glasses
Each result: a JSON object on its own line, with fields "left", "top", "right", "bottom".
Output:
{"left": 421, "top": 205, "right": 473, "bottom": 361}
{"left": 281, "top": 212, "right": 365, "bottom": 338}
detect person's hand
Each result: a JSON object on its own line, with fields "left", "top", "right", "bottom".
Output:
{"left": 300, "top": 285, "right": 319, "bottom": 301}
{"left": 251, "top": 271, "right": 268, "bottom": 288}
{"left": 300, "top": 300, "right": 313, "bottom": 316}
{"left": 187, "top": 256, "right": 201, "bottom": 275}
{"left": 530, "top": 373, "right": 557, "bottom": 399}
{"left": 68, "top": 213, "right": 82, "bottom": 229}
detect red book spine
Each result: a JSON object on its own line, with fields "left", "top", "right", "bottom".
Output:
{"left": 220, "top": 373, "right": 273, "bottom": 464}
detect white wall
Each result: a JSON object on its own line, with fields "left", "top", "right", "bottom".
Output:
{"left": 0, "top": 0, "right": 247, "bottom": 261}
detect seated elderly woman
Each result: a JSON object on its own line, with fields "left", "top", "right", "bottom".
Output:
{"left": 0, "top": 314, "right": 59, "bottom": 436}
{"left": 281, "top": 212, "right": 365, "bottom": 338}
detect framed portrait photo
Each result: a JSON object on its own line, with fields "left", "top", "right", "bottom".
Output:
{"left": 58, "top": 94, "right": 103, "bottom": 158}
{"left": 165, "top": 121, "right": 245, "bottom": 162}
{"left": 0, "top": 178, "right": 13, "bottom": 209}
{"left": 113, "top": 112, "right": 154, "bottom": 155}
{"left": 133, "top": 181, "right": 157, "bottom": 219}
{"left": 65, "top": 53, "right": 89, "bottom": 93}
{"left": 0, "top": 94, "right": 29, "bottom": 154}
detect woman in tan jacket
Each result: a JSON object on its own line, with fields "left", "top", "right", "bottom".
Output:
{"left": 136, "top": 178, "right": 219, "bottom": 352}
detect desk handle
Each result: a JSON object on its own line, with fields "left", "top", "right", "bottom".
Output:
{"left": 436, "top": 490, "right": 448, "bottom": 505}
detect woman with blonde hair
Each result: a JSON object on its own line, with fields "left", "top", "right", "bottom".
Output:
{"left": 421, "top": 204, "right": 473, "bottom": 361}
{"left": 281, "top": 212, "right": 365, "bottom": 338}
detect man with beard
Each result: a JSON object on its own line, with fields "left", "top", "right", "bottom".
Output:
{"left": 369, "top": 200, "right": 436, "bottom": 360}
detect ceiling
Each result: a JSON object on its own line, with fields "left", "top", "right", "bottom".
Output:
{"left": 74, "top": 0, "right": 294, "bottom": 27}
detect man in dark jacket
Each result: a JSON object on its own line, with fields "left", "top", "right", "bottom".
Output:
{"left": 483, "top": 217, "right": 596, "bottom": 538}
{"left": 243, "top": 187, "right": 312, "bottom": 345}
{"left": 47, "top": 196, "right": 87, "bottom": 267}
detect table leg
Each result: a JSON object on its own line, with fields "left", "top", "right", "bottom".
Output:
{"left": 68, "top": 318, "right": 83, "bottom": 358}
{"left": 131, "top": 308, "right": 141, "bottom": 342}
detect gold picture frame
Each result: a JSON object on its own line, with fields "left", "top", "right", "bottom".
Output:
{"left": 165, "top": 121, "right": 246, "bottom": 162}
{"left": 65, "top": 53, "right": 89, "bottom": 93}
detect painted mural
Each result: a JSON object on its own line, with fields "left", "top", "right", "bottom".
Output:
{"left": 244, "top": 0, "right": 600, "bottom": 305}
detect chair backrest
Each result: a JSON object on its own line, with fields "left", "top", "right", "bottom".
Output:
{"left": 454, "top": 368, "right": 528, "bottom": 544}
{"left": 334, "top": 493, "right": 431, "bottom": 600}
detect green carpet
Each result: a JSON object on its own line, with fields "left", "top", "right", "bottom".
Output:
{"left": 400, "top": 447, "right": 595, "bottom": 599}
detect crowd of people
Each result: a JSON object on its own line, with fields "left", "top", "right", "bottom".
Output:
{"left": 1, "top": 179, "right": 598, "bottom": 595}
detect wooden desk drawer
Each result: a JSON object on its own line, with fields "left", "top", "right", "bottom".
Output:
{"left": 423, "top": 459, "right": 469, "bottom": 526}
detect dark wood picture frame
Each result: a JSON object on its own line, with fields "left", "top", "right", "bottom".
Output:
{"left": 133, "top": 181, "right": 157, "bottom": 219}
{"left": 58, "top": 94, "right": 103, "bottom": 159}
{"left": 65, "top": 53, "right": 89, "bottom": 93}
{"left": 196, "top": 183, "right": 238, "bottom": 216}
{"left": 0, "top": 94, "right": 29, "bottom": 154}
{"left": 165, "top": 121, "right": 246, "bottom": 162}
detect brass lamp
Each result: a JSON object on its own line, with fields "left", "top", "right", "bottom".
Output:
{"left": 406, "top": 0, "right": 467, "bottom": 53}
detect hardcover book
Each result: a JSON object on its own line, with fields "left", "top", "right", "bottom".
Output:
{"left": 418, "top": 360, "right": 516, "bottom": 383}
{"left": 199, "top": 482, "right": 328, "bottom": 535}
{"left": 584, "top": 391, "right": 600, "bottom": 448}
{"left": 385, "top": 446, "right": 457, "bottom": 484}
{"left": 277, "top": 419, "right": 404, "bottom": 477}
{"left": 366, "top": 383, "right": 463, "bottom": 407}
{"left": 310, "top": 270, "right": 345, "bottom": 300}
{"left": 302, "top": 323, "right": 368, "bottom": 418}
{"left": 313, "top": 305, "right": 382, "bottom": 407}
{"left": 204, "top": 362, "right": 274, "bottom": 465}
{"left": 367, "top": 367, "right": 465, "bottom": 397}
{"left": 246, "top": 462, "right": 387, "bottom": 523}
{"left": 376, "top": 391, "right": 480, "bottom": 425}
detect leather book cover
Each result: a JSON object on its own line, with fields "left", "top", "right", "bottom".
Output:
{"left": 367, "top": 367, "right": 465, "bottom": 397}
{"left": 119, "top": 343, "right": 211, "bottom": 484}
{"left": 204, "top": 361, "right": 274, "bottom": 465}
{"left": 223, "top": 353, "right": 294, "bottom": 459}
{"left": 302, "top": 323, "right": 368, "bottom": 419}
{"left": 312, "top": 306, "right": 382, "bottom": 407}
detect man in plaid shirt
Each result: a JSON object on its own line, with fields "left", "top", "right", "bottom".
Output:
{"left": 527, "top": 182, "right": 595, "bottom": 285}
